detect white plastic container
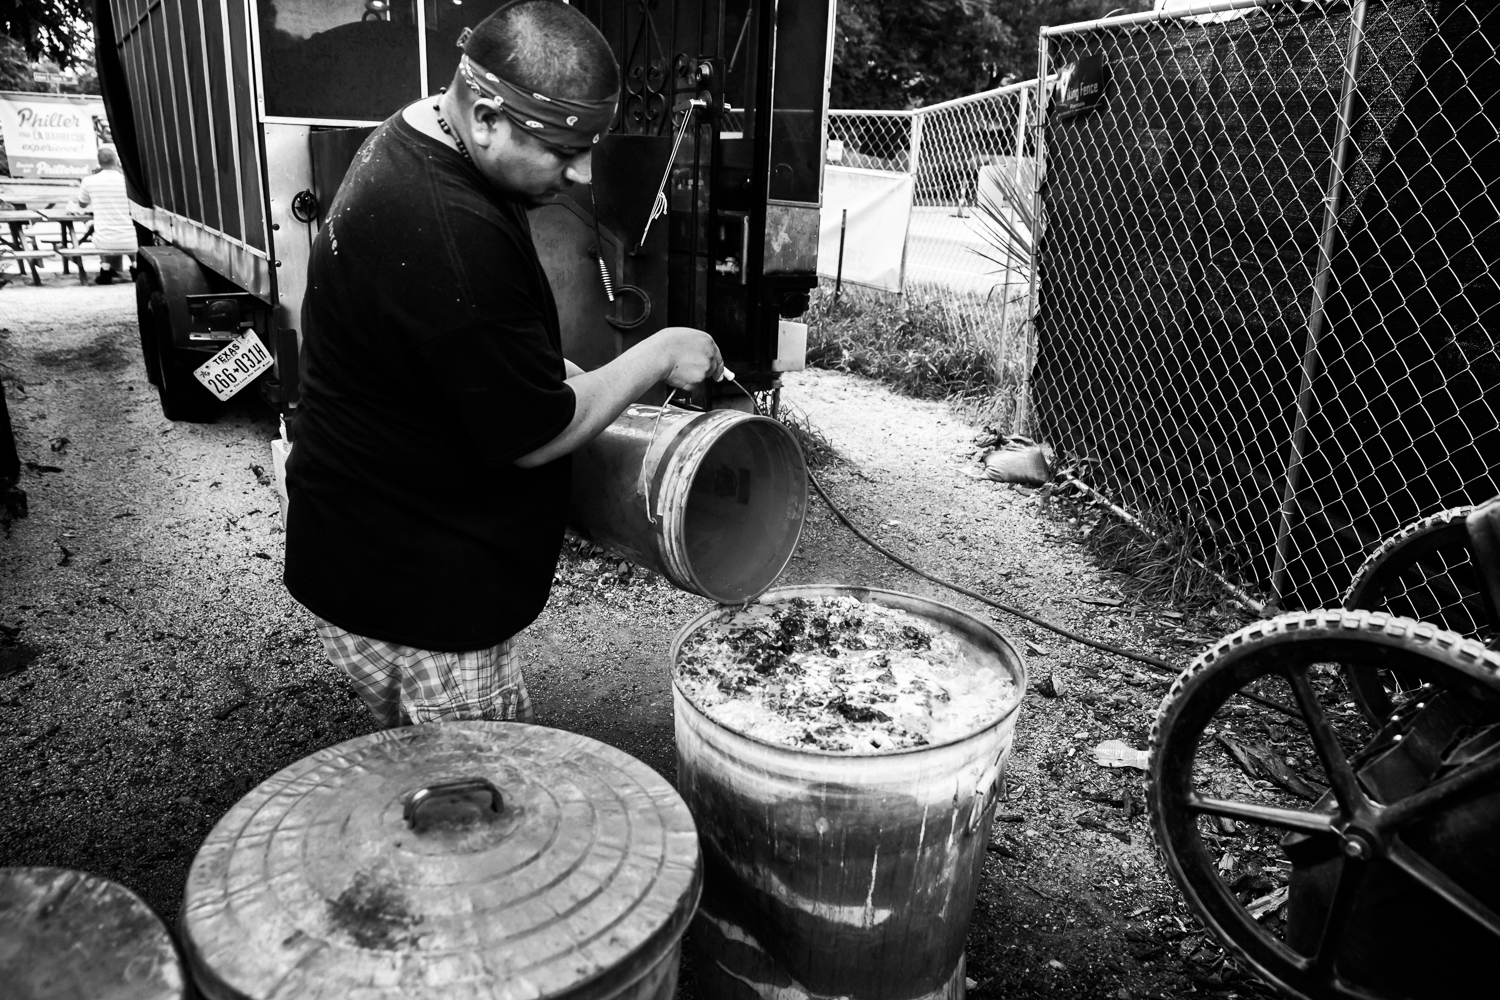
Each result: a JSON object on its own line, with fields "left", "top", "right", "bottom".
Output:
{"left": 570, "top": 404, "right": 807, "bottom": 603}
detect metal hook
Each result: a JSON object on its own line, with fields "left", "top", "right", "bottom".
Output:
{"left": 636, "top": 99, "right": 706, "bottom": 253}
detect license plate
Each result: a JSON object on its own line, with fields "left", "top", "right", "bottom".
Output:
{"left": 193, "top": 331, "right": 274, "bottom": 402}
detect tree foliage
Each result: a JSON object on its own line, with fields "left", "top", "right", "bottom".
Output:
{"left": 832, "top": 0, "right": 1014, "bottom": 111}
{"left": 1, "top": 0, "right": 92, "bottom": 68}
{"left": 832, "top": 0, "right": 1150, "bottom": 110}
{"left": 1, "top": 33, "right": 40, "bottom": 89}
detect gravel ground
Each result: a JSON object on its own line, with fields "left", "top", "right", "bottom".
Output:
{"left": 1, "top": 280, "right": 1270, "bottom": 998}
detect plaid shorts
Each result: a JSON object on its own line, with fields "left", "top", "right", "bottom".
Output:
{"left": 315, "top": 618, "right": 534, "bottom": 727}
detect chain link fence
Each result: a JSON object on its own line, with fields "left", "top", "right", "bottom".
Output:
{"left": 826, "top": 82, "right": 1042, "bottom": 411}
{"left": 1024, "top": 0, "right": 1497, "bottom": 610}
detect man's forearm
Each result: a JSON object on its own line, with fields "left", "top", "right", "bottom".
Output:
{"left": 514, "top": 339, "right": 670, "bottom": 468}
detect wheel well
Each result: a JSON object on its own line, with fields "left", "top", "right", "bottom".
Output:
{"left": 136, "top": 246, "right": 213, "bottom": 351}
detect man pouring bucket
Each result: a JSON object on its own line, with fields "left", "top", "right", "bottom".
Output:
{"left": 285, "top": 0, "right": 723, "bottom": 727}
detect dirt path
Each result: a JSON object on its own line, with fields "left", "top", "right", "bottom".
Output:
{"left": 775, "top": 370, "right": 1267, "bottom": 999}
{"left": 1, "top": 284, "right": 1264, "bottom": 998}
{"left": 1, "top": 282, "right": 375, "bottom": 922}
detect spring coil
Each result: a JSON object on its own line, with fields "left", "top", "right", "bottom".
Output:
{"left": 596, "top": 253, "right": 615, "bottom": 303}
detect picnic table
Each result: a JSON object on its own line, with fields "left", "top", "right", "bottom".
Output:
{"left": 35, "top": 209, "right": 95, "bottom": 275}
{"left": 0, "top": 177, "right": 81, "bottom": 210}
{"left": 0, "top": 209, "right": 42, "bottom": 251}
{"left": 0, "top": 210, "right": 51, "bottom": 285}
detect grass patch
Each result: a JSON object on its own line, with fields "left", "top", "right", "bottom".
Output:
{"left": 1082, "top": 506, "right": 1238, "bottom": 609}
{"left": 803, "top": 279, "right": 1031, "bottom": 432}
{"left": 776, "top": 400, "right": 844, "bottom": 470}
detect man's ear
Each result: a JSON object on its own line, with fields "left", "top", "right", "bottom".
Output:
{"left": 470, "top": 99, "right": 507, "bottom": 149}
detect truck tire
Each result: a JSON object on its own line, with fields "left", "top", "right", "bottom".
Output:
{"left": 135, "top": 248, "right": 223, "bottom": 423}
{"left": 1340, "top": 506, "right": 1490, "bottom": 722}
{"left": 153, "top": 316, "right": 222, "bottom": 423}
{"left": 133, "top": 268, "right": 164, "bottom": 387}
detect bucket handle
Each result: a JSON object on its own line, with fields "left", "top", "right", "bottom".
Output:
{"left": 404, "top": 778, "right": 504, "bottom": 833}
{"left": 643, "top": 392, "right": 680, "bottom": 525}
{"left": 966, "top": 748, "right": 1009, "bottom": 834}
{"left": 640, "top": 379, "right": 760, "bottom": 526}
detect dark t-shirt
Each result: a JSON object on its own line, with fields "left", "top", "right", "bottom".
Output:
{"left": 284, "top": 112, "right": 576, "bottom": 651}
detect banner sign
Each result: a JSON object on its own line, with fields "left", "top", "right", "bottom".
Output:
{"left": 0, "top": 92, "right": 109, "bottom": 178}
{"left": 1053, "top": 54, "right": 1106, "bottom": 120}
{"left": 818, "top": 166, "right": 916, "bottom": 294}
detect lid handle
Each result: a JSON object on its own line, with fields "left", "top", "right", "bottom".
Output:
{"left": 403, "top": 778, "right": 504, "bottom": 833}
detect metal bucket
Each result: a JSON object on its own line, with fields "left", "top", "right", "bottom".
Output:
{"left": 570, "top": 404, "right": 808, "bottom": 603}
{"left": 180, "top": 722, "right": 702, "bottom": 1000}
{"left": 671, "top": 586, "right": 1028, "bottom": 1000}
{"left": 0, "top": 866, "right": 185, "bottom": 1000}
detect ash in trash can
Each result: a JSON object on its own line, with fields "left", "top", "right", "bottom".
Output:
{"left": 676, "top": 596, "right": 1017, "bottom": 753}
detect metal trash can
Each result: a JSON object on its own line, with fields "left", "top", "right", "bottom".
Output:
{"left": 672, "top": 586, "right": 1028, "bottom": 1000}
{"left": 0, "top": 866, "right": 185, "bottom": 1000}
{"left": 180, "top": 722, "right": 702, "bottom": 1000}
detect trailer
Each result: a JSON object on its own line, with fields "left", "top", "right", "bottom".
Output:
{"left": 91, "top": 0, "right": 835, "bottom": 422}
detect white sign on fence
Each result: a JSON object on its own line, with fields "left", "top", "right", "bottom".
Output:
{"left": 0, "top": 91, "right": 108, "bottom": 178}
{"left": 817, "top": 166, "right": 915, "bottom": 294}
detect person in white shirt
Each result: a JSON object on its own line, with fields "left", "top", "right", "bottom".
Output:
{"left": 73, "top": 144, "right": 137, "bottom": 285}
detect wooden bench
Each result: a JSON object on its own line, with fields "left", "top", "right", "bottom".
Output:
{"left": 55, "top": 248, "right": 138, "bottom": 285}
{"left": 0, "top": 249, "right": 57, "bottom": 286}
{"left": 33, "top": 238, "right": 77, "bottom": 274}
{"left": 25, "top": 214, "right": 92, "bottom": 274}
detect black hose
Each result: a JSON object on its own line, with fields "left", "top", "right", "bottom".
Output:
{"left": 806, "top": 467, "right": 1174, "bottom": 670}
{"left": 806, "top": 467, "right": 1305, "bottom": 720}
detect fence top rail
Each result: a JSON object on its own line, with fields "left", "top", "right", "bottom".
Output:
{"left": 830, "top": 76, "right": 1044, "bottom": 119}
{"left": 828, "top": 108, "right": 916, "bottom": 118}
{"left": 1040, "top": 0, "right": 1302, "bottom": 36}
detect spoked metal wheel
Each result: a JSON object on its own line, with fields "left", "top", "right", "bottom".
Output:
{"left": 1342, "top": 507, "right": 1498, "bottom": 723}
{"left": 1150, "top": 610, "right": 1500, "bottom": 1000}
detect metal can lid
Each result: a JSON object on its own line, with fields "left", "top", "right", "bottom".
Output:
{"left": 0, "top": 866, "right": 185, "bottom": 1000}
{"left": 181, "top": 722, "right": 701, "bottom": 1000}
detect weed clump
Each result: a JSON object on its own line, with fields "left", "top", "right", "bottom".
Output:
{"left": 804, "top": 285, "right": 993, "bottom": 400}
{"left": 777, "top": 401, "right": 844, "bottom": 470}
{"left": 1082, "top": 507, "right": 1247, "bottom": 609}
{"left": 802, "top": 281, "right": 1030, "bottom": 431}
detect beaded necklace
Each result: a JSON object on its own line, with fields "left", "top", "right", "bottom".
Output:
{"left": 433, "top": 99, "right": 474, "bottom": 165}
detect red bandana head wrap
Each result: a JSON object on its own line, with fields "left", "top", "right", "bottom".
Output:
{"left": 457, "top": 28, "right": 618, "bottom": 149}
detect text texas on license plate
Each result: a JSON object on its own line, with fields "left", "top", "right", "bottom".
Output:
{"left": 193, "top": 331, "right": 274, "bottom": 402}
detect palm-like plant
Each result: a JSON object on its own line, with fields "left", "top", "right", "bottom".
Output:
{"left": 968, "top": 159, "right": 1041, "bottom": 434}
{"left": 969, "top": 160, "right": 1039, "bottom": 282}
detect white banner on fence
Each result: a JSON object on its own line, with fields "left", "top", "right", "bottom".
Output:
{"left": 0, "top": 91, "right": 108, "bottom": 178}
{"left": 817, "top": 166, "right": 914, "bottom": 294}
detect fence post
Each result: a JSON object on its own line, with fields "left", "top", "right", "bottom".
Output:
{"left": 997, "top": 276, "right": 1013, "bottom": 359}
{"left": 897, "top": 110, "right": 922, "bottom": 293}
{"left": 1012, "top": 35, "right": 1051, "bottom": 437}
{"left": 1269, "top": 0, "right": 1368, "bottom": 605}
{"left": 908, "top": 112, "right": 924, "bottom": 189}
{"left": 1013, "top": 85, "right": 1030, "bottom": 184}
{"left": 995, "top": 86, "right": 1033, "bottom": 391}
{"left": 834, "top": 208, "right": 848, "bottom": 302}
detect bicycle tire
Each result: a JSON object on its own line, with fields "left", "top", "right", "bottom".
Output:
{"left": 1149, "top": 609, "right": 1500, "bottom": 1000}
{"left": 1341, "top": 507, "right": 1491, "bottom": 721}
